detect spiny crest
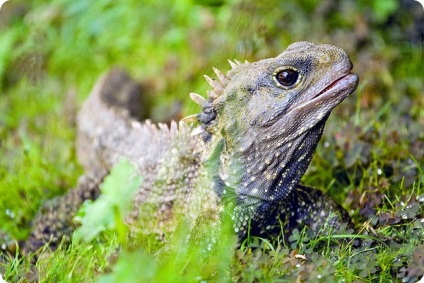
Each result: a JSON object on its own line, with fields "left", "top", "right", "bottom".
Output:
{"left": 182, "top": 59, "right": 250, "bottom": 139}
{"left": 212, "top": 67, "right": 229, "bottom": 84}
{"left": 188, "top": 58, "right": 250, "bottom": 110}
{"left": 190, "top": 65, "right": 232, "bottom": 108}
{"left": 182, "top": 65, "right": 231, "bottom": 124}
{"left": 227, "top": 59, "right": 249, "bottom": 69}
{"left": 189, "top": 92, "right": 207, "bottom": 107}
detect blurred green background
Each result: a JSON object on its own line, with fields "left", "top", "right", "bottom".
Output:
{"left": 0, "top": 0, "right": 423, "bottom": 281}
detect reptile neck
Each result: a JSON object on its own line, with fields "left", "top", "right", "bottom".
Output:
{"left": 216, "top": 118, "right": 328, "bottom": 206}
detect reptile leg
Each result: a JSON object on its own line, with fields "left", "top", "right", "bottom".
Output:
{"left": 236, "top": 185, "right": 350, "bottom": 242}
{"left": 293, "top": 185, "right": 350, "bottom": 232}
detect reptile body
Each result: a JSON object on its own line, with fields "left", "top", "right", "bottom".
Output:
{"left": 24, "top": 42, "right": 359, "bottom": 253}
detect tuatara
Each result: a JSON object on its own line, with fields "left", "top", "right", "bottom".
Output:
{"left": 22, "top": 41, "right": 359, "bottom": 253}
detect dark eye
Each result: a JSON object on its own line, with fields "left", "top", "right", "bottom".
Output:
{"left": 275, "top": 68, "right": 299, "bottom": 87}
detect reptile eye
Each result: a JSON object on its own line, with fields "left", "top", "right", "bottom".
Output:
{"left": 274, "top": 68, "right": 299, "bottom": 87}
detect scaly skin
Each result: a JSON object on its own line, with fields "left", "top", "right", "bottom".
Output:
{"left": 21, "top": 41, "right": 358, "bottom": 253}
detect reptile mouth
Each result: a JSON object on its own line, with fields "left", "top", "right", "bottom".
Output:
{"left": 291, "top": 72, "right": 359, "bottom": 113}
{"left": 313, "top": 73, "right": 359, "bottom": 101}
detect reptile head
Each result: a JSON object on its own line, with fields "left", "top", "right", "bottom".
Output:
{"left": 189, "top": 41, "right": 359, "bottom": 203}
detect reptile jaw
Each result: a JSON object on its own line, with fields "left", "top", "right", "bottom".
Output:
{"left": 314, "top": 73, "right": 358, "bottom": 100}
{"left": 289, "top": 72, "right": 359, "bottom": 116}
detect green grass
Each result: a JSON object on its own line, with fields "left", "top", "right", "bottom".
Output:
{"left": 1, "top": 0, "right": 423, "bottom": 282}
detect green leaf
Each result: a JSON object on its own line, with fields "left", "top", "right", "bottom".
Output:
{"left": 73, "top": 159, "right": 143, "bottom": 243}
